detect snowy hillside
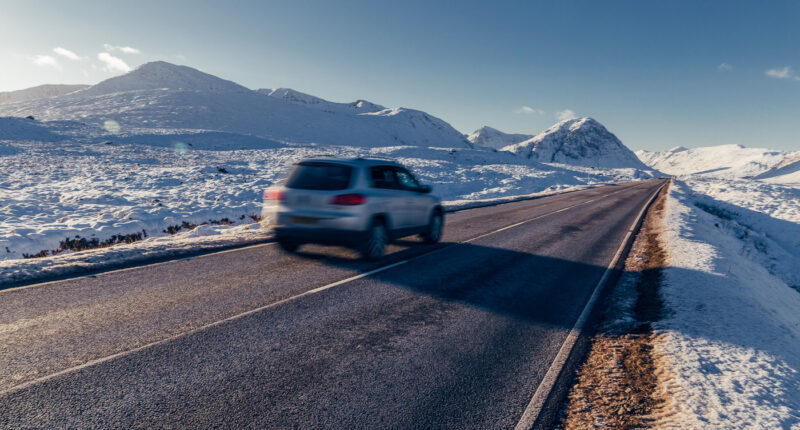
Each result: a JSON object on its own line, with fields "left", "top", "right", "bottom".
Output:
{"left": 501, "top": 117, "right": 650, "bottom": 169}
{"left": 0, "top": 84, "right": 89, "bottom": 105}
{"left": 635, "top": 144, "right": 787, "bottom": 179}
{"left": 754, "top": 151, "right": 800, "bottom": 184}
{"left": 0, "top": 61, "right": 472, "bottom": 149}
{"left": 467, "top": 126, "right": 532, "bottom": 149}
{"left": 258, "top": 88, "right": 386, "bottom": 114}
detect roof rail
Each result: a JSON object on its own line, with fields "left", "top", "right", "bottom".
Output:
{"left": 355, "top": 155, "right": 396, "bottom": 161}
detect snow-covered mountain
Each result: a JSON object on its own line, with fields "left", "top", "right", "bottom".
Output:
{"left": 636, "top": 144, "right": 788, "bottom": 179}
{"left": 258, "top": 88, "right": 386, "bottom": 114}
{"left": 753, "top": 151, "right": 800, "bottom": 184}
{"left": 467, "top": 126, "right": 532, "bottom": 150}
{"left": 0, "top": 84, "right": 89, "bottom": 105}
{"left": 0, "top": 61, "right": 472, "bottom": 149}
{"left": 501, "top": 117, "right": 649, "bottom": 169}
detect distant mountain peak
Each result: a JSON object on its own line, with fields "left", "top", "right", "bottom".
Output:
{"left": 502, "top": 117, "right": 649, "bottom": 169}
{"left": 467, "top": 126, "right": 532, "bottom": 149}
{"left": 84, "top": 61, "right": 249, "bottom": 95}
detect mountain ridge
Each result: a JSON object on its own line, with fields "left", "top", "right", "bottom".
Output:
{"left": 636, "top": 144, "right": 788, "bottom": 179}
{"left": 0, "top": 84, "right": 89, "bottom": 105}
{"left": 0, "top": 61, "right": 472, "bottom": 149}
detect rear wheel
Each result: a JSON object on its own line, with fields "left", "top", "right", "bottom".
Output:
{"left": 360, "top": 219, "right": 388, "bottom": 260}
{"left": 277, "top": 237, "right": 301, "bottom": 253}
{"left": 421, "top": 211, "right": 443, "bottom": 244}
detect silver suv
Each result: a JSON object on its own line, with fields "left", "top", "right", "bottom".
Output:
{"left": 263, "top": 157, "right": 444, "bottom": 259}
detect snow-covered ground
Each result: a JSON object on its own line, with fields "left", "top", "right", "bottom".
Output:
{"left": 655, "top": 179, "right": 800, "bottom": 427}
{"left": 0, "top": 127, "right": 650, "bottom": 269}
{"left": 636, "top": 144, "right": 790, "bottom": 179}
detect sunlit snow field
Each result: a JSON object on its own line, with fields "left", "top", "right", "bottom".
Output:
{"left": 0, "top": 126, "right": 650, "bottom": 262}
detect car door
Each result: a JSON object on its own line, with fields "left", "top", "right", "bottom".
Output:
{"left": 368, "top": 165, "right": 411, "bottom": 229}
{"left": 393, "top": 166, "right": 429, "bottom": 228}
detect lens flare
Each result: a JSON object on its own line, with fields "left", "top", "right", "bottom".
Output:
{"left": 103, "top": 120, "right": 121, "bottom": 134}
{"left": 173, "top": 141, "right": 189, "bottom": 155}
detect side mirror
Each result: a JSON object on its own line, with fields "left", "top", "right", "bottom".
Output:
{"left": 417, "top": 184, "right": 431, "bottom": 194}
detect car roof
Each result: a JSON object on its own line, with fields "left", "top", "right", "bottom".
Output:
{"left": 296, "top": 157, "right": 402, "bottom": 168}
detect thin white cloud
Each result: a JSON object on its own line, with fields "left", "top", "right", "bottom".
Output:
{"left": 97, "top": 52, "right": 131, "bottom": 73}
{"left": 556, "top": 109, "right": 577, "bottom": 121}
{"left": 103, "top": 44, "right": 141, "bottom": 54}
{"left": 53, "top": 47, "right": 82, "bottom": 61}
{"left": 33, "top": 55, "right": 62, "bottom": 70}
{"left": 514, "top": 106, "right": 545, "bottom": 115}
{"left": 765, "top": 66, "right": 800, "bottom": 81}
{"left": 718, "top": 62, "right": 733, "bottom": 72}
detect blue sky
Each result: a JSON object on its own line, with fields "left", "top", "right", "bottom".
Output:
{"left": 1, "top": 0, "right": 799, "bottom": 151}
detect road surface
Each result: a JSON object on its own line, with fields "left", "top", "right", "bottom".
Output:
{"left": 0, "top": 179, "right": 666, "bottom": 429}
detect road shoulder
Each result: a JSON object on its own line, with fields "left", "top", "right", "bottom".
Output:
{"left": 559, "top": 181, "right": 670, "bottom": 428}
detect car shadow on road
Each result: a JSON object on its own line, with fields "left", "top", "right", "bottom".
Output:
{"left": 290, "top": 237, "right": 800, "bottom": 417}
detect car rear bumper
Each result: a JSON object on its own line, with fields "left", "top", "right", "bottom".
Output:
{"left": 274, "top": 226, "right": 369, "bottom": 247}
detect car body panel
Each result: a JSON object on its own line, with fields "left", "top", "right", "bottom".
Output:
{"left": 263, "top": 158, "right": 442, "bottom": 249}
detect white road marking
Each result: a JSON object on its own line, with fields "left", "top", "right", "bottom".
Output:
{"left": 513, "top": 180, "right": 667, "bottom": 430}
{"left": 0, "top": 242, "right": 277, "bottom": 295}
{"left": 0, "top": 180, "right": 657, "bottom": 397}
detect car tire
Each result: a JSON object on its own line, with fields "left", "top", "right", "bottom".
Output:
{"left": 421, "top": 211, "right": 443, "bottom": 244}
{"left": 360, "top": 219, "right": 387, "bottom": 260}
{"left": 277, "top": 237, "right": 301, "bottom": 253}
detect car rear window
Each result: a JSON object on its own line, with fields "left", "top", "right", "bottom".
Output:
{"left": 285, "top": 162, "right": 353, "bottom": 190}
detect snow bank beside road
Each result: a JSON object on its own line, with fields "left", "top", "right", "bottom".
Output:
{"left": 655, "top": 180, "right": 800, "bottom": 427}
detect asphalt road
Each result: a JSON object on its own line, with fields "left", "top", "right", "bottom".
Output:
{"left": 0, "top": 179, "right": 666, "bottom": 429}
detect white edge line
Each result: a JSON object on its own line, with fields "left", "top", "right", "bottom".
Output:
{"left": 0, "top": 180, "right": 658, "bottom": 396}
{"left": 513, "top": 181, "right": 666, "bottom": 430}
{"left": 0, "top": 242, "right": 277, "bottom": 295}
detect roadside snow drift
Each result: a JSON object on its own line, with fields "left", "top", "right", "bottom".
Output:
{"left": 655, "top": 180, "right": 800, "bottom": 427}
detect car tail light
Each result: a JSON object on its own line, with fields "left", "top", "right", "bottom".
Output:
{"left": 330, "top": 193, "right": 366, "bottom": 205}
{"left": 263, "top": 189, "right": 285, "bottom": 201}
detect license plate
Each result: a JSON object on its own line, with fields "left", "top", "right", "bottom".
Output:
{"left": 290, "top": 216, "right": 318, "bottom": 226}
